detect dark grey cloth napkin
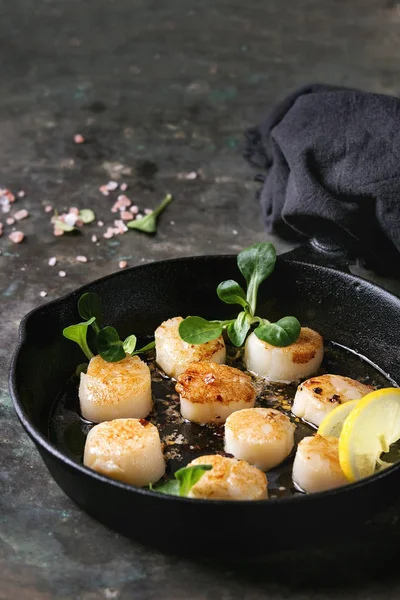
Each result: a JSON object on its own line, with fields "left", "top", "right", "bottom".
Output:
{"left": 245, "top": 84, "right": 400, "bottom": 269}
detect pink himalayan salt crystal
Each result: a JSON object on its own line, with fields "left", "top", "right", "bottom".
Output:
{"left": 106, "top": 181, "right": 119, "bottom": 191}
{"left": 14, "top": 209, "right": 29, "bottom": 221}
{"left": 120, "top": 211, "right": 134, "bottom": 221}
{"left": 74, "top": 134, "right": 85, "bottom": 144}
{"left": 9, "top": 231, "right": 24, "bottom": 243}
{"left": 120, "top": 183, "right": 128, "bottom": 191}
{"left": 76, "top": 255, "right": 88, "bottom": 263}
{"left": 114, "top": 219, "right": 128, "bottom": 234}
{"left": 119, "top": 260, "right": 127, "bottom": 269}
{"left": 1, "top": 189, "right": 15, "bottom": 203}
{"left": 117, "top": 194, "right": 131, "bottom": 206}
{"left": 69, "top": 207, "right": 79, "bottom": 215}
{"left": 130, "top": 205, "right": 139, "bottom": 215}
{"left": 44, "top": 205, "right": 53, "bottom": 213}
{"left": 103, "top": 228, "right": 114, "bottom": 239}
{"left": 17, "top": 190, "right": 26, "bottom": 198}
{"left": 54, "top": 227, "right": 64, "bottom": 236}
{"left": 6, "top": 217, "right": 15, "bottom": 225}
{"left": 99, "top": 185, "right": 110, "bottom": 196}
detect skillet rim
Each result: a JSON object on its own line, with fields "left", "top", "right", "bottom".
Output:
{"left": 8, "top": 253, "right": 400, "bottom": 508}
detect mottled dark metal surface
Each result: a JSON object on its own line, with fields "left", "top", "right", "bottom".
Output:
{"left": 2, "top": 0, "right": 400, "bottom": 598}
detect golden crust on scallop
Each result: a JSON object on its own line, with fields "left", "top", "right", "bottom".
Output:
{"left": 225, "top": 408, "right": 295, "bottom": 442}
{"left": 84, "top": 355, "right": 150, "bottom": 406}
{"left": 176, "top": 361, "right": 255, "bottom": 405}
{"left": 188, "top": 454, "right": 267, "bottom": 500}
{"left": 297, "top": 435, "right": 343, "bottom": 476}
{"left": 296, "top": 374, "right": 373, "bottom": 406}
{"left": 85, "top": 418, "right": 159, "bottom": 454}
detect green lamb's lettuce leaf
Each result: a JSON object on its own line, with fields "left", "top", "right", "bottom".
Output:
{"left": 63, "top": 317, "right": 96, "bottom": 360}
{"left": 255, "top": 316, "right": 301, "bottom": 347}
{"left": 179, "top": 316, "right": 223, "bottom": 345}
{"left": 150, "top": 465, "right": 212, "bottom": 497}
{"left": 127, "top": 194, "right": 173, "bottom": 234}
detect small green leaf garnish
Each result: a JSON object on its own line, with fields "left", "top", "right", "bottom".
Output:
{"left": 123, "top": 334, "right": 137, "bottom": 355}
{"left": 227, "top": 311, "right": 251, "bottom": 347}
{"left": 97, "top": 326, "right": 126, "bottom": 362}
{"left": 64, "top": 294, "right": 156, "bottom": 363}
{"left": 151, "top": 465, "right": 212, "bottom": 497}
{"left": 255, "top": 316, "right": 301, "bottom": 347}
{"left": 178, "top": 316, "right": 223, "bottom": 345}
{"left": 131, "top": 340, "right": 156, "bottom": 355}
{"left": 53, "top": 219, "right": 75, "bottom": 232}
{"left": 75, "top": 362, "right": 88, "bottom": 377}
{"left": 217, "top": 279, "right": 249, "bottom": 310}
{"left": 79, "top": 209, "right": 96, "bottom": 224}
{"left": 63, "top": 317, "right": 96, "bottom": 360}
{"left": 127, "top": 194, "right": 173, "bottom": 234}
{"left": 78, "top": 292, "right": 103, "bottom": 333}
{"left": 237, "top": 242, "right": 276, "bottom": 315}
{"left": 179, "top": 242, "right": 301, "bottom": 349}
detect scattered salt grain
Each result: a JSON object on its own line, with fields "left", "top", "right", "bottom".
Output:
{"left": 2, "top": 205, "right": 10, "bottom": 214}
{"left": 14, "top": 209, "right": 29, "bottom": 221}
{"left": 170, "top": 220, "right": 175, "bottom": 225}
{"left": 44, "top": 205, "right": 53, "bottom": 213}
{"left": 120, "top": 182, "right": 128, "bottom": 191}
{"left": 17, "top": 190, "right": 26, "bottom": 198}
{"left": 186, "top": 171, "right": 197, "bottom": 180}
{"left": 103, "top": 228, "right": 114, "bottom": 239}
{"left": 144, "top": 208, "right": 153, "bottom": 215}
{"left": 9, "top": 231, "right": 24, "bottom": 244}
{"left": 120, "top": 211, "right": 134, "bottom": 221}
{"left": 76, "top": 255, "right": 88, "bottom": 263}
{"left": 54, "top": 227, "right": 64, "bottom": 237}
{"left": 69, "top": 207, "right": 79, "bottom": 215}
{"left": 40, "top": 291, "right": 47, "bottom": 298}
{"left": 91, "top": 234, "right": 97, "bottom": 243}
{"left": 232, "top": 229, "right": 238, "bottom": 235}
{"left": 6, "top": 217, "right": 15, "bottom": 225}
{"left": 74, "top": 134, "right": 86, "bottom": 144}
{"left": 106, "top": 181, "right": 119, "bottom": 191}
{"left": 99, "top": 185, "right": 110, "bottom": 196}
{"left": 48, "top": 257, "right": 57, "bottom": 266}
{"left": 136, "top": 213, "right": 144, "bottom": 220}
{"left": 119, "top": 260, "right": 127, "bottom": 269}
{"left": 58, "top": 270, "right": 67, "bottom": 277}
{"left": 130, "top": 205, "right": 139, "bottom": 215}
{"left": 64, "top": 213, "right": 78, "bottom": 227}
{"left": 97, "top": 220, "right": 104, "bottom": 227}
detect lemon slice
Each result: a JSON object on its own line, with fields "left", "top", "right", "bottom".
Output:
{"left": 339, "top": 388, "right": 400, "bottom": 482}
{"left": 317, "top": 399, "right": 359, "bottom": 438}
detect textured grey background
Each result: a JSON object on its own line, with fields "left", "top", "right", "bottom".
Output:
{"left": 1, "top": 0, "right": 400, "bottom": 598}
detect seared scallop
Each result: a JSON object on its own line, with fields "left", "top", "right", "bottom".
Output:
{"left": 292, "top": 374, "right": 373, "bottom": 427}
{"left": 79, "top": 354, "right": 152, "bottom": 422}
{"left": 175, "top": 361, "right": 256, "bottom": 424}
{"left": 155, "top": 316, "right": 226, "bottom": 379}
{"left": 83, "top": 418, "right": 165, "bottom": 487}
{"left": 244, "top": 327, "right": 323, "bottom": 383}
{"left": 187, "top": 454, "right": 268, "bottom": 500}
{"left": 292, "top": 435, "right": 348, "bottom": 493}
{"left": 225, "top": 408, "right": 295, "bottom": 471}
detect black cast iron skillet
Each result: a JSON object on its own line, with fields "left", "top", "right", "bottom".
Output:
{"left": 9, "top": 238, "right": 400, "bottom": 556}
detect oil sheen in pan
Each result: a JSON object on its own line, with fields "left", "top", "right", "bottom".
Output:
{"left": 48, "top": 341, "right": 394, "bottom": 498}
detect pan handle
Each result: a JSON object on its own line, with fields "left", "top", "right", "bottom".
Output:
{"left": 280, "top": 232, "right": 354, "bottom": 273}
